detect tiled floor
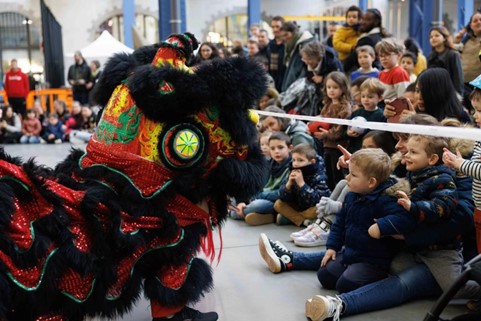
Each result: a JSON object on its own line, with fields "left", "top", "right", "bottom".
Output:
{"left": 1, "top": 143, "right": 471, "bottom": 321}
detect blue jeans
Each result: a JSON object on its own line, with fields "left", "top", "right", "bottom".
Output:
{"left": 242, "top": 199, "right": 275, "bottom": 215}
{"left": 339, "top": 262, "right": 442, "bottom": 316}
{"left": 293, "top": 251, "right": 324, "bottom": 270}
{"left": 294, "top": 251, "right": 389, "bottom": 293}
{"left": 20, "top": 135, "right": 40, "bottom": 144}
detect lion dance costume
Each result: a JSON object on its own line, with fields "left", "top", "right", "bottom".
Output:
{"left": 0, "top": 33, "right": 268, "bottom": 320}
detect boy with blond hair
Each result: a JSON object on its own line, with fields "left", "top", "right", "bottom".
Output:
{"left": 350, "top": 45, "right": 379, "bottom": 81}
{"left": 375, "top": 38, "right": 410, "bottom": 100}
{"left": 261, "top": 149, "right": 411, "bottom": 298}
{"left": 347, "top": 78, "right": 387, "bottom": 153}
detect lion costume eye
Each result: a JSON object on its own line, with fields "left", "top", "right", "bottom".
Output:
{"left": 159, "top": 123, "right": 206, "bottom": 169}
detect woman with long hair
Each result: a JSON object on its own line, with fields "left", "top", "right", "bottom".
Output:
{"left": 427, "top": 26, "right": 463, "bottom": 95}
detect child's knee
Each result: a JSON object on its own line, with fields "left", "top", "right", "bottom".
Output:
{"left": 317, "top": 266, "right": 337, "bottom": 290}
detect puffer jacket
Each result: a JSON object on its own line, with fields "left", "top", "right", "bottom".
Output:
{"left": 332, "top": 24, "right": 360, "bottom": 61}
{"left": 326, "top": 177, "right": 411, "bottom": 269}
{"left": 279, "top": 155, "right": 331, "bottom": 210}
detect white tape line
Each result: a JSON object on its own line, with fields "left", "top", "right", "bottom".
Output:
{"left": 256, "top": 110, "right": 481, "bottom": 141}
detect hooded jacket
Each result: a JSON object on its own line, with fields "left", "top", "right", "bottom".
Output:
{"left": 377, "top": 165, "right": 459, "bottom": 247}
{"left": 4, "top": 67, "right": 29, "bottom": 98}
{"left": 326, "top": 177, "right": 411, "bottom": 269}
{"left": 333, "top": 24, "right": 361, "bottom": 61}
{"left": 285, "top": 119, "right": 315, "bottom": 147}
{"left": 278, "top": 155, "right": 331, "bottom": 210}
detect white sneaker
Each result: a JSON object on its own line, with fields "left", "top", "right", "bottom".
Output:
{"left": 294, "top": 231, "right": 327, "bottom": 247}
{"left": 294, "top": 221, "right": 330, "bottom": 247}
{"left": 290, "top": 225, "right": 313, "bottom": 241}
{"left": 306, "top": 295, "right": 342, "bottom": 321}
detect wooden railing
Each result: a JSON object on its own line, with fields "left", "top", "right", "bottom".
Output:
{"left": 0, "top": 88, "right": 74, "bottom": 113}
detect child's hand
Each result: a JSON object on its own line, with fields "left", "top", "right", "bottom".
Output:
{"left": 312, "top": 128, "right": 329, "bottom": 140}
{"left": 442, "top": 147, "right": 464, "bottom": 170}
{"left": 336, "top": 144, "right": 351, "bottom": 170}
{"left": 368, "top": 223, "right": 381, "bottom": 239}
{"left": 454, "top": 28, "right": 467, "bottom": 43}
{"left": 321, "top": 249, "right": 336, "bottom": 267}
{"left": 290, "top": 169, "right": 305, "bottom": 187}
{"left": 396, "top": 191, "right": 412, "bottom": 211}
{"left": 311, "top": 75, "right": 323, "bottom": 84}
{"left": 347, "top": 127, "right": 360, "bottom": 137}
{"left": 236, "top": 203, "right": 247, "bottom": 218}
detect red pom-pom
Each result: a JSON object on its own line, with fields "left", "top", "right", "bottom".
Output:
{"left": 308, "top": 121, "right": 330, "bottom": 133}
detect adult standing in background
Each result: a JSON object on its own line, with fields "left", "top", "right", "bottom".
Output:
{"left": 67, "top": 51, "right": 92, "bottom": 105}
{"left": 427, "top": 26, "right": 464, "bottom": 96}
{"left": 343, "top": 9, "right": 388, "bottom": 73}
{"left": 280, "top": 21, "right": 315, "bottom": 92}
{"left": 3, "top": 59, "right": 29, "bottom": 118}
{"left": 191, "top": 42, "right": 220, "bottom": 65}
{"left": 257, "top": 29, "right": 270, "bottom": 60}
{"left": 88, "top": 60, "right": 101, "bottom": 106}
{"left": 267, "top": 16, "right": 286, "bottom": 92}
{"left": 454, "top": 9, "right": 481, "bottom": 110}
{"left": 323, "top": 22, "right": 339, "bottom": 48}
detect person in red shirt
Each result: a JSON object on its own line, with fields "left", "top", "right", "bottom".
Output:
{"left": 3, "top": 59, "right": 29, "bottom": 118}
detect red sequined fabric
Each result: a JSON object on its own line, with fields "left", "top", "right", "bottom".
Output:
{"left": 80, "top": 139, "right": 173, "bottom": 197}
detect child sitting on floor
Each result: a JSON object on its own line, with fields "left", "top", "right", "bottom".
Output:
{"left": 235, "top": 132, "right": 292, "bottom": 225}
{"left": 260, "top": 149, "right": 412, "bottom": 296}
{"left": 274, "top": 143, "right": 331, "bottom": 226}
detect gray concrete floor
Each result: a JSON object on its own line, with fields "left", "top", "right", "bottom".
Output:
{"left": 1, "top": 143, "right": 471, "bottom": 321}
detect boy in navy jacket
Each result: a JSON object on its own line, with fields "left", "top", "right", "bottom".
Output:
{"left": 41, "top": 113, "right": 64, "bottom": 144}
{"left": 319, "top": 148, "right": 412, "bottom": 293}
{"left": 275, "top": 143, "right": 330, "bottom": 226}
{"left": 369, "top": 135, "right": 467, "bottom": 295}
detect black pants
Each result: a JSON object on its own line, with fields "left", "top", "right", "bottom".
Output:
{"left": 324, "top": 147, "right": 343, "bottom": 191}
{"left": 8, "top": 97, "right": 26, "bottom": 118}
{"left": 73, "top": 90, "right": 89, "bottom": 105}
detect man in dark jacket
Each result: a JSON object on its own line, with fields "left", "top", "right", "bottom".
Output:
{"left": 267, "top": 16, "right": 286, "bottom": 92}
{"left": 343, "top": 9, "right": 387, "bottom": 73}
{"left": 67, "top": 51, "right": 92, "bottom": 105}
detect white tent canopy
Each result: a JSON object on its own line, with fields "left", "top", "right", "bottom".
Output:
{"left": 64, "top": 30, "right": 133, "bottom": 69}
{"left": 79, "top": 30, "right": 134, "bottom": 59}
{"left": 64, "top": 31, "right": 134, "bottom": 86}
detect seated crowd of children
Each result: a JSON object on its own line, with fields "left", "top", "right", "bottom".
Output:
{"left": 0, "top": 99, "right": 96, "bottom": 144}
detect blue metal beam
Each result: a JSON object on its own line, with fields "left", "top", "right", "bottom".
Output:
{"left": 421, "top": 0, "right": 433, "bottom": 55}
{"left": 158, "top": 0, "right": 186, "bottom": 42}
{"left": 122, "top": 0, "right": 135, "bottom": 47}
{"left": 408, "top": 0, "right": 422, "bottom": 50}
{"left": 458, "top": 0, "right": 474, "bottom": 32}
{"left": 247, "top": 0, "right": 261, "bottom": 37}
{"left": 359, "top": 0, "right": 368, "bottom": 12}
{"left": 158, "top": 0, "right": 171, "bottom": 41}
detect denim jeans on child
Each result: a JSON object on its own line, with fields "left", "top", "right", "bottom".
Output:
{"left": 293, "top": 251, "right": 388, "bottom": 293}
{"left": 339, "top": 262, "right": 441, "bottom": 316}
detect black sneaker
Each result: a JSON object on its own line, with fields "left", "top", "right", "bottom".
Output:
{"left": 259, "top": 233, "right": 293, "bottom": 273}
{"left": 153, "top": 306, "right": 218, "bottom": 321}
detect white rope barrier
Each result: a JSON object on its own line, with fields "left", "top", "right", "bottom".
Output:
{"left": 256, "top": 110, "right": 481, "bottom": 141}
